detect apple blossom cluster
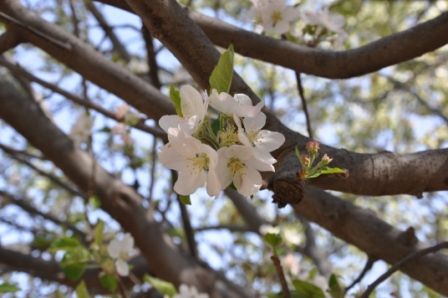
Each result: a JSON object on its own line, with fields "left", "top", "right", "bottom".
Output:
{"left": 158, "top": 85, "right": 285, "bottom": 198}
{"left": 249, "top": 0, "right": 346, "bottom": 47}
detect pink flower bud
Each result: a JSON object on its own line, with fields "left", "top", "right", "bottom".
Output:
{"left": 306, "top": 140, "right": 320, "bottom": 154}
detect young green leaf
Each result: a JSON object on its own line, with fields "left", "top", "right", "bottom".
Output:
{"left": 169, "top": 85, "right": 183, "bottom": 116}
{"left": 292, "top": 279, "right": 326, "bottom": 298}
{"left": 144, "top": 275, "right": 177, "bottom": 297}
{"left": 99, "top": 274, "right": 118, "bottom": 293}
{"left": 328, "top": 274, "right": 344, "bottom": 298}
{"left": 179, "top": 195, "right": 191, "bottom": 205}
{"left": 209, "top": 44, "right": 234, "bottom": 93}
{"left": 75, "top": 281, "right": 91, "bottom": 298}
{"left": 50, "top": 237, "right": 82, "bottom": 252}
{"left": 0, "top": 282, "right": 19, "bottom": 293}
{"left": 94, "top": 220, "right": 105, "bottom": 246}
{"left": 263, "top": 233, "right": 282, "bottom": 249}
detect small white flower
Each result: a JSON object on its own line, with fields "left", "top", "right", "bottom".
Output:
{"left": 217, "top": 145, "right": 269, "bottom": 197}
{"left": 282, "top": 227, "right": 301, "bottom": 246}
{"left": 299, "top": 7, "right": 347, "bottom": 46}
{"left": 209, "top": 89, "right": 263, "bottom": 118}
{"left": 107, "top": 233, "right": 137, "bottom": 276}
{"left": 173, "top": 284, "right": 209, "bottom": 298}
{"left": 159, "top": 85, "right": 208, "bottom": 136}
{"left": 259, "top": 224, "right": 280, "bottom": 235}
{"left": 250, "top": 0, "right": 300, "bottom": 35}
{"left": 234, "top": 112, "right": 285, "bottom": 170}
{"left": 70, "top": 112, "right": 93, "bottom": 145}
{"left": 282, "top": 253, "right": 300, "bottom": 275}
{"left": 159, "top": 130, "right": 220, "bottom": 196}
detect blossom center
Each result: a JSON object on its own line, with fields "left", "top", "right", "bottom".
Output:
{"left": 219, "top": 127, "right": 239, "bottom": 147}
{"left": 191, "top": 153, "right": 210, "bottom": 171}
{"left": 271, "top": 10, "right": 283, "bottom": 25}
{"left": 227, "top": 157, "right": 245, "bottom": 175}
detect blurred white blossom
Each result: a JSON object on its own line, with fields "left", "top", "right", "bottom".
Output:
{"left": 70, "top": 112, "right": 93, "bottom": 145}
{"left": 250, "top": 0, "right": 300, "bottom": 34}
{"left": 173, "top": 284, "right": 209, "bottom": 298}
{"left": 107, "top": 233, "right": 137, "bottom": 276}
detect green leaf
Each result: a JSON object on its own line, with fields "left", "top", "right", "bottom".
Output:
{"left": 50, "top": 237, "right": 82, "bottom": 252}
{"left": 75, "top": 281, "right": 91, "bottom": 298}
{"left": 62, "top": 262, "right": 86, "bottom": 281}
{"left": 99, "top": 274, "right": 118, "bottom": 293}
{"left": 318, "top": 167, "right": 347, "bottom": 175}
{"left": 292, "top": 279, "right": 326, "bottom": 298}
{"left": 0, "top": 282, "right": 19, "bottom": 293}
{"left": 328, "top": 274, "right": 344, "bottom": 298}
{"left": 169, "top": 85, "right": 183, "bottom": 116}
{"left": 143, "top": 275, "right": 177, "bottom": 297}
{"left": 263, "top": 233, "right": 282, "bottom": 248}
{"left": 211, "top": 118, "right": 220, "bottom": 135}
{"left": 88, "top": 196, "right": 101, "bottom": 209}
{"left": 179, "top": 195, "right": 191, "bottom": 205}
{"left": 94, "top": 220, "right": 105, "bottom": 246}
{"left": 209, "top": 44, "right": 234, "bottom": 93}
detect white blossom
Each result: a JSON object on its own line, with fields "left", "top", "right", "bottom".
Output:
{"left": 159, "top": 129, "right": 220, "bottom": 196}
{"left": 70, "top": 112, "right": 93, "bottom": 145}
{"left": 107, "top": 233, "right": 137, "bottom": 276}
{"left": 250, "top": 0, "right": 300, "bottom": 34}
{"left": 259, "top": 224, "right": 280, "bottom": 235}
{"left": 217, "top": 145, "right": 271, "bottom": 197}
{"left": 282, "top": 253, "right": 300, "bottom": 275}
{"left": 173, "top": 284, "right": 209, "bottom": 298}
{"left": 299, "top": 7, "right": 347, "bottom": 47}
{"left": 209, "top": 89, "right": 263, "bottom": 118}
{"left": 159, "top": 85, "right": 208, "bottom": 136}
{"left": 234, "top": 112, "right": 285, "bottom": 170}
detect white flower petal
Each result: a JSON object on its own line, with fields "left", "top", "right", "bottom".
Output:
{"left": 107, "top": 239, "right": 121, "bottom": 258}
{"left": 159, "top": 115, "right": 183, "bottom": 133}
{"left": 235, "top": 167, "right": 262, "bottom": 197}
{"left": 115, "top": 259, "right": 130, "bottom": 276}
{"left": 243, "top": 112, "right": 266, "bottom": 132}
{"left": 253, "top": 130, "right": 285, "bottom": 152}
{"left": 180, "top": 85, "right": 206, "bottom": 120}
{"left": 174, "top": 170, "right": 207, "bottom": 195}
{"left": 206, "top": 169, "right": 221, "bottom": 196}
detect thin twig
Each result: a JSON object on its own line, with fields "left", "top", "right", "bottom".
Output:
{"left": 345, "top": 256, "right": 376, "bottom": 293}
{"left": 271, "top": 254, "right": 291, "bottom": 298}
{"left": 361, "top": 242, "right": 448, "bottom": 298}
{"left": 295, "top": 72, "right": 313, "bottom": 139}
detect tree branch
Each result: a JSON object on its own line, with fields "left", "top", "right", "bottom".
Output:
{"left": 361, "top": 242, "right": 448, "bottom": 298}
{"left": 293, "top": 186, "right": 448, "bottom": 295}
{"left": 95, "top": 0, "right": 448, "bottom": 79}
{"left": 0, "top": 28, "right": 22, "bottom": 54}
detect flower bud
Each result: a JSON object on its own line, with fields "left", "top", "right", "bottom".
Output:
{"left": 306, "top": 140, "right": 320, "bottom": 154}
{"left": 321, "top": 154, "right": 332, "bottom": 165}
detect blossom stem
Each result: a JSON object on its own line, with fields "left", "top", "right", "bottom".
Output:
{"left": 271, "top": 253, "right": 291, "bottom": 298}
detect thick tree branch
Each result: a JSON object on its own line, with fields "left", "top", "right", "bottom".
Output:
{"left": 0, "top": 28, "right": 22, "bottom": 54}
{"left": 95, "top": 0, "right": 448, "bottom": 79}
{"left": 0, "top": 79, "right": 250, "bottom": 298}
